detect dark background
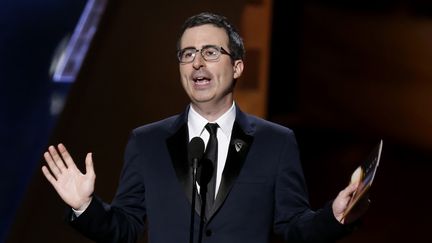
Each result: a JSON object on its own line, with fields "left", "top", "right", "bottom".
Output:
{"left": 2, "top": 0, "right": 431, "bottom": 242}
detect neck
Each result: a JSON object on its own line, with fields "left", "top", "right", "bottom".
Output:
{"left": 191, "top": 99, "right": 233, "bottom": 122}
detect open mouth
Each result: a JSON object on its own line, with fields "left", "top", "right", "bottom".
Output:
{"left": 192, "top": 71, "right": 212, "bottom": 88}
{"left": 193, "top": 76, "right": 210, "bottom": 84}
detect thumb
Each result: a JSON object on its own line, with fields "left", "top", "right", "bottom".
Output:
{"left": 85, "top": 152, "right": 95, "bottom": 176}
{"left": 342, "top": 181, "right": 359, "bottom": 197}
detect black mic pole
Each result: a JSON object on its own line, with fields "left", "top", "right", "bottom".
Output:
{"left": 198, "top": 158, "right": 214, "bottom": 243}
{"left": 190, "top": 157, "right": 198, "bottom": 243}
{"left": 198, "top": 180, "right": 207, "bottom": 243}
{"left": 188, "top": 137, "right": 204, "bottom": 243}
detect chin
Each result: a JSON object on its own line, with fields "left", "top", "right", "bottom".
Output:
{"left": 192, "top": 98, "right": 213, "bottom": 104}
{"left": 191, "top": 94, "right": 216, "bottom": 104}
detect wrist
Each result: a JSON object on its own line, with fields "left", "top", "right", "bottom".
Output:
{"left": 74, "top": 197, "right": 92, "bottom": 212}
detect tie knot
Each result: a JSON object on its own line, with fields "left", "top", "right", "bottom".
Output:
{"left": 205, "top": 123, "right": 218, "bottom": 136}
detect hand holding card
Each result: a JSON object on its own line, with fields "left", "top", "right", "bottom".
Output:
{"left": 342, "top": 140, "right": 383, "bottom": 220}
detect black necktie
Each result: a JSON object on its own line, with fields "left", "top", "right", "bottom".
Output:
{"left": 204, "top": 123, "right": 218, "bottom": 215}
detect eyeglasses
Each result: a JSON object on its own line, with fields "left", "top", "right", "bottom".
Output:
{"left": 177, "top": 45, "right": 232, "bottom": 63}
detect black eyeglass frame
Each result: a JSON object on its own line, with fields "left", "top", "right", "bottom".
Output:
{"left": 177, "top": 45, "right": 232, "bottom": 63}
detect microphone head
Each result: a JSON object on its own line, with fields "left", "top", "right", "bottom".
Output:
{"left": 188, "top": 137, "right": 205, "bottom": 164}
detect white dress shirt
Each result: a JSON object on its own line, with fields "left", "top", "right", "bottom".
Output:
{"left": 187, "top": 102, "right": 236, "bottom": 198}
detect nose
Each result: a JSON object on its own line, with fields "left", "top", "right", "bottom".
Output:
{"left": 192, "top": 52, "right": 206, "bottom": 70}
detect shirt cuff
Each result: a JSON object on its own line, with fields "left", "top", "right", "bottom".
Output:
{"left": 71, "top": 199, "right": 92, "bottom": 217}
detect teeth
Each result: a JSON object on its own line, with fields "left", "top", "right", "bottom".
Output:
{"left": 194, "top": 77, "right": 207, "bottom": 82}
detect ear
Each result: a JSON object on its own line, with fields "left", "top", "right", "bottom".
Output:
{"left": 233, "top": 59, "right": 244, "bottom": 79}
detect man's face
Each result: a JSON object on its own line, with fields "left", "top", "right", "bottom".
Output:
{"left": 179, "top": 24, "right": 243, "bottom": 109}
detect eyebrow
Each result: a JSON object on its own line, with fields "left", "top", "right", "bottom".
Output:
{"left": 179, "top": 44, "right": 221, "bottom": 50}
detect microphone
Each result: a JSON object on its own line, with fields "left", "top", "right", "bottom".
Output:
{"left": 188, "top": 137, "right": 205, "bottom": 169}
{"left": 188, "top": 137, "right": 204, "bottom": 243}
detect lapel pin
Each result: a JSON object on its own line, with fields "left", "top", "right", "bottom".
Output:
{"left": 233, "top": 139, "right": 245, "bottom": 152}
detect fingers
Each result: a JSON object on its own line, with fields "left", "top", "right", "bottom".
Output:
{"left": 48, "top": 145, "right": 67, "bottom": 173}
{"left": 42, "top": 144, "right": 94, "bottom": 179}
{"left": 43, "top": 143, "right": 78, "bottom": 178}
{"left": 41, "top": 165, "right": 58, "bottom": 185}
{"left": 57, "top": 143, "right": 77, "bottom": 170}
{"left": 43, "top": 150, "right": 61, "bottom": 178}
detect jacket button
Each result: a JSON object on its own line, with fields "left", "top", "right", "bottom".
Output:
{"left": 205, "top": 229, "right": 212, "bottom": 236}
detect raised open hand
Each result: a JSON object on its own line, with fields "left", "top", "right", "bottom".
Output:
{"left": 42, "top": 143, "right": 95, "bottom": 210}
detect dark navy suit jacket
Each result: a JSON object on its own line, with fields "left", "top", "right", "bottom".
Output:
{"left": 70, "top": 106, "right": 349, "bottom": 243}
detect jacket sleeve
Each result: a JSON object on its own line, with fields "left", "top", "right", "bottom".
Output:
{"left": 273, "top": 131, "right": 352, "bottom": 242}
{"left": 69, "top": 132, "right": 147, "bottom": 243}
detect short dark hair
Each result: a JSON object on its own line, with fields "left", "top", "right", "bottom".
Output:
{"left": 177, "top": 12, "right": 245, "bottom": 61}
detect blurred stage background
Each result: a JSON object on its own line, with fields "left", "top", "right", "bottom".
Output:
{"left": 1, "top": 0, "right": 431, "bottom": 242}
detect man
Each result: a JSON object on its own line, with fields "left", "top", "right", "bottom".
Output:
{"left": 42, "top": 12, "right": 367, "bottom": 243}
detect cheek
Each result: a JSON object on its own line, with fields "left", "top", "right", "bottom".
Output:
{"left": 179, "top": 68, "right": 190, "bottom": 83}
{"left": 179, "top": 66, "right": 187, "bottom": 78}
{"left": 217, "top": 69, "right": 235, "bottom": 85}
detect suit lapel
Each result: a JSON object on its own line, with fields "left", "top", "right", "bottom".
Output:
{"left": 207, "top": 109, "right": 255, "bottom": 221}
{"left": 166, "top": 108, "right": 203, "bottom": 216}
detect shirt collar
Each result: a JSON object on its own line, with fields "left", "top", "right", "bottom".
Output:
{"left": 188, "top": 102, "right": 236, "bottom": 139}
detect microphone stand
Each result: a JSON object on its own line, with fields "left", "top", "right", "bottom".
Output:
{"left": 198, "top": 158, "right": 213, "bottom": 243}
{"left": 198, "top": 184, "right": 207, "bottom": 243}
{"left": 188, "top": 137, "right": 205, "bottom": 243}
{"left": 190, "top": 158, "right": 199, "bottom": 243}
